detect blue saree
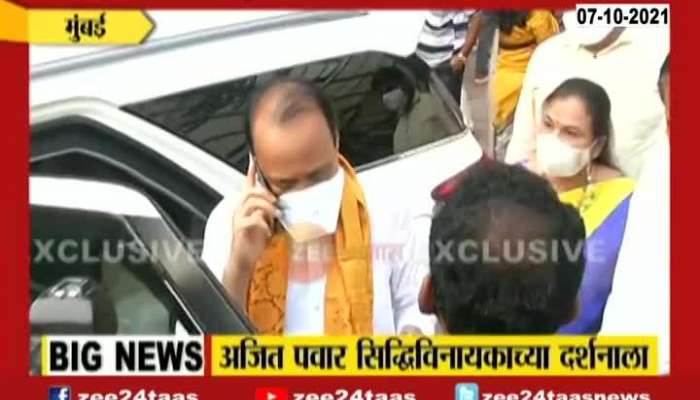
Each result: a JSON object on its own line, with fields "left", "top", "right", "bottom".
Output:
{"left": 557, "top": 177, "right": 635, "bottom": 334}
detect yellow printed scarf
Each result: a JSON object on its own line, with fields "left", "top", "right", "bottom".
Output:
{"left": 246, "top": 155, "right": 373, "bottom": 335}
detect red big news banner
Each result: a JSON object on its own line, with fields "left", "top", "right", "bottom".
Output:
{"left": 0, "top": 0, "right": 694, "bottom": 399}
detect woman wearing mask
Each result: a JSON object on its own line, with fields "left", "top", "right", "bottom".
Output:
{"left": 491, "top": 10, "right": 560, "bottom": 160}
{"left": 525, "top": 78, "right": 634, "bottom": 334}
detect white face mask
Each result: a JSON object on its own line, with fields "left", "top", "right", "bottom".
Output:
{"left": 382, "top": 88, "right": 408, "bottom": 112}
{"left": 276, "top": 166, "right": 345, "bottom": 243}
{"left": 536, "top": 133, "right": 594, "bottom": 177}
{"left": 562, "top": 11, "right": 614, "bottom": 46}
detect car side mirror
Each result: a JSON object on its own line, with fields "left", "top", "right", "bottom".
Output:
{"left": 30, "top": 276, "right": 117, "bottom": 334}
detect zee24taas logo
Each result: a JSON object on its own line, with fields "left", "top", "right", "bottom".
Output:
{"left": 49, "top": 386, "right": 72, "bottom": 400}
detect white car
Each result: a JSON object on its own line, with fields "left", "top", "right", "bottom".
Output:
{"left": 29, "top": 11, "right": 484, "bottom": 337}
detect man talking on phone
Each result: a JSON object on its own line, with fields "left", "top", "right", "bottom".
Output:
{"left": 201, "top": 78, "right": 433, "bottom": 335}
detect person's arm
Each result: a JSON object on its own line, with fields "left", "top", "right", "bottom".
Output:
{"left": 390, "top": 203, "right": 436, "bottom": 335}
{"left": 504, "top": 44, "right": 543, "bottom": 164}
{"left": 202, "top": 161, "right": 278, "bottom": 311}
{"left": 221, "top": 250, "right": 256, "bottom": 310}
{"left": 201, "top": 194, "right": 259, "bottom": 310}
{"left": 459, "top": 11, "right": 484, "bottom": 60}
{"left": 201, "top": 197, "right": 235, "bottom": 283}
{"left": 451, "top": 11, "right": 484, "bottom": 72}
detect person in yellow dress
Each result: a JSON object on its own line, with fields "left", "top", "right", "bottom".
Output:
{"left": 491, "top": 10, "right": 560, "bottom": 160}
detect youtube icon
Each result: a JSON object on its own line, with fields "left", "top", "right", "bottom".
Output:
{"left": 255, "top": 387, "right": 289, "bottom": 400}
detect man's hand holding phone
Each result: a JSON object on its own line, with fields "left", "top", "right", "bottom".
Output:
{"left": 222, "top": 158, "right": 280, "bottom": 309}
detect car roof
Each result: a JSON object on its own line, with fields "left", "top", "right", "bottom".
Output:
{"left": 30, "top": 11, "right": 428, "bottom": 107}
{"left": 30, "top": 10, "right": 298, "bottom": 66}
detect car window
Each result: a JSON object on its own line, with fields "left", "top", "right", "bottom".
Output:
{"left": 31, "top": 204, "right": 195, "bottom": 334}
{"left": 122, "top": 51, "right": 464, "bottom": 173}
{"left": 31, "top": 117, "right": 221, "bottom": 244}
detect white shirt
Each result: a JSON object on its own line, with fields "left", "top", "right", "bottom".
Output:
{"left": 416, "top": 10, "right": 476, "bottom": 67}
{"left": 504, "top": 28, "right": 669, "bottom": 179}
{"left": 600, "top": 135, "right": 670, "bottom": 374}
{"left": 201, "top": 184, "right": 435, "bottom": 335}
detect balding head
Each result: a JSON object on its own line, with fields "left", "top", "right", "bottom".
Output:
{"left": 243, "top": 78, "right": 340, "bottom": 195}
{"left": 245, "top": 78, "right": 337, "bottom": 154}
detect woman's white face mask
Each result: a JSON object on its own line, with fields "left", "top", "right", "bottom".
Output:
{"left": 382, "top": 88, "right": 409, "bottom": 112}
{"left": 536, "top": 133, "right": 596, "bottom": 177}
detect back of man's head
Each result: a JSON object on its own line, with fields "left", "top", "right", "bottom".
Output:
{"left": 425, "top": 159, "right": 586, "bottom": 334}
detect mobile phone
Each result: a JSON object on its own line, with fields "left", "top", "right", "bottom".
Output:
{"left": 249, "top": 154, "right": 285, "bottom": 230}
{"left": 250, "top": 153, "right": 274, "bottom": 192}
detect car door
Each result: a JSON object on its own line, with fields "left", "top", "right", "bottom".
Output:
{"left": 29, "top": 176, "right": 253, "bottom": 373}
{"left": 31, "top": 99, "right": 244, "bottom": 245}
{"left": 29, "top": 103, "right": 255, "bottom": 361}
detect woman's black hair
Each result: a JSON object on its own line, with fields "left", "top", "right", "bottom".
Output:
{"left": 658, "top": 53, "right": 670, "bottom": 103}
{"left": 496, "top": 10, "right": 530, "bottom": 35}
{"left": 371, "top": 67, "right": 417, "bottom": 111}
{"left": 543, "top": 78, "right": 616, "bottom": 168}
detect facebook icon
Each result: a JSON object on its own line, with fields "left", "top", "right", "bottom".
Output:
{"left": 48, "top": 386, "right": 71, "bottom": 400}
{"left": 455, "top": 383, "right": 479, "bottom": 400}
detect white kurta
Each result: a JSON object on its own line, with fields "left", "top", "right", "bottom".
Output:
{"left": 600, "top": 136, "right": 670, "bottom": 374}
{"left": 201, "top": 184, "right": 435, "bottom": 335}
